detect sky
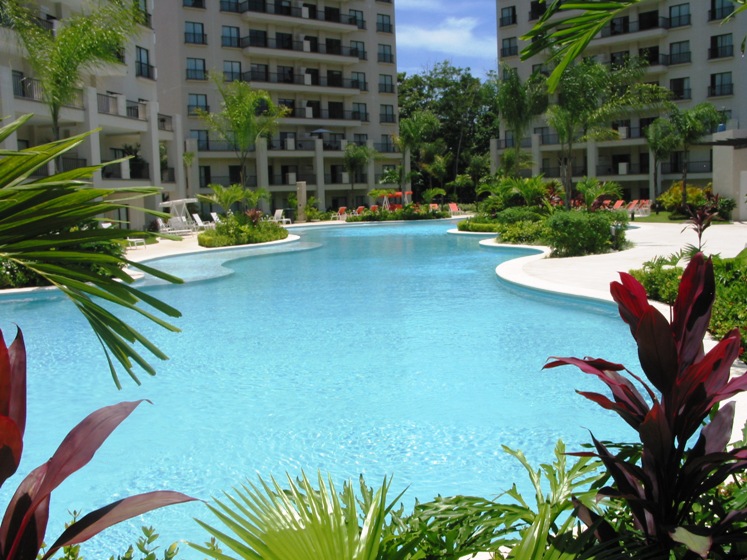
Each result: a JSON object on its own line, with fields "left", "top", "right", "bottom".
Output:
{"left": 394, "top": 0, "right": 498, "bottom": 81}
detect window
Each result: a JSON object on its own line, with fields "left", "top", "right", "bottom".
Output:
{"left": 186, "top": 57, "right": 206, "bottom": 80}
{"left": 185, "top": 21, "right": 206, "bottom": 44}
{"left": 380, "top": 104, "right": 395, "bottom": 123}
{"left": 183, "top": 0, "right": 205, "bottom": 7}
{"left": 668, "top": 4, "right": 690, "bottom": 27}
{"left": 187, "top": 93, "right": 208, "bottom": 115}
{"left": 501, "top": 37, "right": 518, "bottom": 57}
{"left": 638, "top": 46, "right": 660, "bottom": 66}
{"left": 250, "top": 63, "right": 268, "bottom": 81}
{"left": 610, "top": 50, "right": 628, "bottom": 66}
{"left": 376, "top": 13, "right": 392, "bottom": 32}
{"left": 278, "top": 65, "right": 294, "bottom": 84}
{"left": 669, "top": 41, "right": 691, "bottom": 65}
{"left": 349, "top": 9, "right": 365, "bottom": 29}
{"left": 351, "top": 71, "right": 366, "bottom": 90}
{"left": 135, "top": 46, "right": 154, "bottom": 79}
{"left": 198, "top": 165, "right": 211, "bottom": 188}
{"left": 710, "top": 0, "right": 733, "bottom": 20}
{"left": 377, "top": 44, "right": 393, "bottom": 63}
{"left": 276, "top": 32, "right": 293, "bottom": 50}
{"left": 221, "top": 25, "right": 239, "bottom": 47}
{"left": 352, "top": 102, "right": 368, "bottom": 121}
{"left": 709, "top": 34, "right": 733, "bottom": 59}
{"left": 709, "top": 72, "right": 733, "bottom": 96}
{"left": 223, "top": 60, "right": 241, "bottom": 81}
{"left": 327, "top": 69, "right": 342, "bottom": 87}
{"left": 191, "top": 130, "right": 209, "bottom": 151}
{"left": 529, "top": 0, "right": 546, "bottom": 20}
{"left": 378, "top": 74, "right": 394, "bottom": 93}
{"left": 500, "top": 5, "right": 517, "bottom": 26}
{"left": 248, "top": 29, "right": 267, "bottom": 48}
{"left": 353, "top": 133, "right": 367, "bottom": 145}
{"left": 669, "top": 77, "right": 691, "bottom": 100}
{"left": 351, "top": 40, "right": 366, "bottom": 59}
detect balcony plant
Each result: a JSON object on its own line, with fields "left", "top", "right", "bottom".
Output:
{"left": 546, "top": 253, "right": 747, "bottom": 557}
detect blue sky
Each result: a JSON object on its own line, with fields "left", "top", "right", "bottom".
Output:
{"left": 394, "top": 0, "right": 498, "bottom": 80}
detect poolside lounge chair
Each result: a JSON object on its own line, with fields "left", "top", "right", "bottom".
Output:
{"left": 636, "top": 200, "right": 651, "bottom": 217}
{"left": 354, "top": 206, "right": 366, "bottom": 216}
{"left": 126, "top": 237, "right": 146, "bottom": 249}
{"left": 333, "top": 207, "right": 347, "bottom": 221}
{"left": 268, "top": 209, "right": 291, "bottom": 225}
{"left": 429, "top": 203, "right": 439, "bottom": 212}
{"left": 370, "top": 205, "right": 379, "bottom": 212}
{"left": 448, "top": 202, "right": 465, "bottom": 216}
{"left": 625, "top": 200, "right": 639, "bottom": 212}
{"left": 610, "top": 200, "right": 625, "bottom": 210}
{"left": 210, "top": 212, "right": 222, "bottom": 224}
{"left": 158, "top": 217, "right": 193, "bottom": 235}
{"left": 192, "top": 213, "right": 215, "bottom": 230}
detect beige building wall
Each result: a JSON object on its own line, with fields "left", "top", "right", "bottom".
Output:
{"left": 495, "top": 0, "right": 745, "bottom": 203}
{"left": 153, "top": 0, "right": 401, "bottom": 214}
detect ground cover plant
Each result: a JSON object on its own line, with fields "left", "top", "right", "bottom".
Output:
{"left": 197, "top": 210, "right": 288, "bottom": 248}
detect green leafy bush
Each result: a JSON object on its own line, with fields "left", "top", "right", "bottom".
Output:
{"left": 657, "top": 182, "right": 709, "bottom": 212}
{"left": 197, "top": 213, "right": 288, "bottom": 247}
{"left": 496, "top": 220, "right": 546, "bottom": 244}
{"left": 544, "top": 210, "right": 623, "bottom": 257}
{"left": 629, "top": 256, "right": 683, "bottom": 305}
{"left": 457, "top": 220, "right": 501, "bottom": 232}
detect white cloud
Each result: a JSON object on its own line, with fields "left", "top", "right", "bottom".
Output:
{"left": 396, "top": 17, "right": 496, "bottom": 60}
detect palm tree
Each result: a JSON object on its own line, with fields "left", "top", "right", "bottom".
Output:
{"left": 343, "top": 143, "right": 376, "bottom": 208}
{"left": 197, "top": 74, "right": 289, "bottom": 188}
{"left": 495, "top": 67, "right": 548, "bottom": 177}
{"left": 575, "top": 177, "right": 623, "bottom": 210}
{"left": 4, "top": 0, "right": 141, "bottom": 145}
{"left": 396, "top": 111, "right": 440, "bottom": 197}
{"left": 645, "top": 118, "right": 680, "bottom": 199}
{"left": 0, "top": 115, "right": 181, "bottom": 387}
{"left": 197, "top": 183, "right": 249, "bottom": 214}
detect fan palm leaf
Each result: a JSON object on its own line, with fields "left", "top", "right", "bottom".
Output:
{"left": 0, "top": 115, "right": 182, "bottom": 387}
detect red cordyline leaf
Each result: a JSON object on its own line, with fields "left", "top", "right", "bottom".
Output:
{"left": 4, "top": 400, "right": 149, "bottom": 560}
{"left": 638, "top": 404, "right": 673, "bottom": 477}
{"left": 0, "top": 329, "right": 26, "bottom": 491}
{"left": 610, "top": 272, "right": 651, "bottom": 339}
{"left": 634, "top": 307, "right": 678, "bottom": 397}
{"left": 0, "top": 465, "right": 49, "bottom": 559}
{"left": 6, "top": 330, "right": 26, "bottom": 439}
{"left": 40, "top": 491, "right": 197, "bottom": 560}
{"left": 672, "top": 253, "right": 714, "bottom": 371}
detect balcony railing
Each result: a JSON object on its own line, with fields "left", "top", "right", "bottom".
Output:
{"left": 161, "top": 167, "right": 176, "bottom": 183}
{"left": 242, "top": 0, "right": 363, "bottom": 27}
{"left": 158, "top": 114, "right": 173, "bottom": 131}
{"left": 378, "top": 52, "right": 394, "bottom": 63}
{"left": 187, "top": 104, "right": 209, "bottom": 115}
{"left": 708, "top": 83, "right": 733, "bottom": 97}
{"left": 671, "top": 88, "right": 691, "bottom": 100}
{"left": 668, "top": 51, "right": 691, "bottom": 65}
{"left": 600, "top": 16, "right": 669, "bottom": 37}
{"left": 709, "top": 6, "right": 734, "bottom": 20}
{"left": 668, "top": 14, "right": 690, "bottom": 28}
{"left": 186, "top": 68, "right": 207, "bottom": 80}
{"left": 220, "top": 0, "right": 248, "bottom": 12}
{"left": 185, "top": 32, "right": 207, "bottom": 44}
{"left": 379, "top": 114, "right": 396, "bottom": 123}
{"left": 241, "top": 35, "right": 362, "bottom": 59}
{"left": 378, "top": 83, "right": 394, "bottom": 93}
{"left": 376, "top": 22, "right": 393, "bottom": 32}
{"left": 222, "top": 35, "right": 240, "bottom": 47}
{"left": 135, "top": 62, "right": 156, "bottom": 80}
{"left": 242, "top": 70, "right": 365, "bottom": 90}
{"left": 374, "top": 142, "right": 398, "bottom": 153}
{"left": 661, "top": 161, "right": 712, "bottom": 174}
{"left": 13, "top": 72, "right": 84, "bottom": 107}
{"left": 283, "top": 108, "right": 368, "bottom": 121}
{"left": 596, "top": 163, "right": 647, "bottom": 175}
{"left": 183, "top": 0, "right": 205, "bottom": 7}
{"left": 499, "top": 14, "right": 517, "bottom": 26}
{"left": 138, "top": 10, "right": 152, "bottom": 28}
{"left": 126, "top": 100, "right": 147, "bottom": 120}
{"left": 709, "top": 45, "right": 734, "bottom": 59}
{"left": 500, "top": 45, "right": 519, "bottom": 57}
{"left": 97, "top": 93, "right": 117, "bottom": 114}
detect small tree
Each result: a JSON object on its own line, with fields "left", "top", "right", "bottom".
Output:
{"left": 575, "top": 176, "right": 622, "bottom": 210}
{"left": 645, "top": 118, "right": 680, "bottom": 199}
{"left": 197, "top": 183, "right": 247, "bottom": 214}
{"left": 197, "top": 74, "right": 288, "bottom": 187}
{"left": 182, "top": 151, "right": 195, "bottom": 197}
{"left": 343, "top": 143, "right": 376, "bottom": 208}
{"left": 4, "top": 0, "right": 142, "bottom": 145}
{"left": 396, "top": 111, "right": 440, "bottom": 195}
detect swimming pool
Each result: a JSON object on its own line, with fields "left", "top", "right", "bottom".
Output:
{"left": 0, "top": 221, "right": 637, "bottom": 557}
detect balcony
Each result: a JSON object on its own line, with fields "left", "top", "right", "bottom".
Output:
{"left": 500, "top": 45, "right": 519, "bottom": 57}
{"left": 499, "top": 137, "right": 532, "bottom": 149}
{"left": 135, "top": 62, "right": 156, "bottom": 80}
{"left": 126, "top": 100, "right": 147, "bottom": 120}
{"left": 709, "top": 6, "right": 734, "bottom": 20}
{"left": 158, "top": 114, "right": 173, "bottom": 131}
{"left": 185, "top": 32, "right": 207, "bottom": 44}
{"left": 13, "top": 73, "right": 84, "bottom": 108}
{"left": 241, "top": 36, "right": 363, "bottom": 60}
{"left": 240, "top": 0, "right": 363, "bottom": 28}
{"left": 499, "top": 14, "right": 517, "bottom": 26}
{"left": 661, "top": 161, "right": 712, "bottom": 174}
{"left": 97, "top": 93, "right": 117, "bottom": 114}
{"left": 671, "top": 88, "right": 691, "bottom": 100}
{"left": 600, "top": 16, "right": 669, "bottom": 37}
{"left": 374, "top": 142, "right": 398, "bottom": 153}
{"left": 138, "top": 10, "right": 152, "bottom": 28}
{"left": 242, "top": 70, "right": 365, "bottom": 90}
{"left": 379, "top": 113, "right": 396, "bottom": 123}
{"left": 708, "top": 83, "right": 733, "bottom": 97}
{"left": 668, "top": 51, "right": 691, "bottom": 65}
{"left": 709, "top": 45, "right": 734, "bottom": 59}
{"left": 596, "top": 163, "right": 647, "bottom": 175}
{"left": 283, "top": 108, "right": 368, "bottom": 122}
{"left": 186, "top": 68, "right": 207, "bottom": 80}
{"left": 187, "top": 104, "right": 209, "bottom": 115}
{"left": 378, "top": 83, "right": 394, "bottom": 93}
{"left": 378, "top": 52, "right": 394, "bottom": 63}
{"left": 376, "top": 22, "right": 393, "bottom": 32}
{"left": 668, "top": 14, "right": 690, "bottom": 28}
{"left": 222, "top": 35, "right": 240, "bottom": 47}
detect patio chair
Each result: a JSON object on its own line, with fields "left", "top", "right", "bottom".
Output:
{"left": 210, "top": 212, "right": 222, "bottom": 224}
{"left": 355, "top": 206, "right": 366, "bottom": 216}
{"left": 636, "top": 200, "right": 651, "bottom": 217}
{"left": 333, "top": 207, "right": 348, "bottom": 221}
{"left": 429, "top": 203, "right": 439, "bottom": 212}
{"left": 610, "top": 200, "right": 625, "bottom": 210}
{"left": 192, "top": 213, "right": 215, "bottom": 230}
{"left": 370, "top": 205, "right": 379, "bottom": 212}
{"left": 268, "top": 209, "right": 291, "bottom": 225}
{"left": 448, "top": 202, "right": 465, "bottom": 216}
{"left": 126, "top": 237, "right": 146, "bottom": 249}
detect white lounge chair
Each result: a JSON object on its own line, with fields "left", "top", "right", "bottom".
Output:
{"left": 268, "top": 209, "right": 291, "bottom": 224}
{"left": 192, "top": 213, "right": 215, "bottom": 230}
{"left": 210, "top": 212, "right": 222, "bottom": 224}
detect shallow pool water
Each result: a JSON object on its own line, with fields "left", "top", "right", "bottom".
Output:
{"left": 0, "top": 221, "right": 639, "bottom": 557}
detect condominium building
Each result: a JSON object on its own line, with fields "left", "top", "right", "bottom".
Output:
{"left": 153, "top": 0, "right": 401, "bottom": 213}
{"left": 0, "top": 0, "right": 184, "bottom": 229}
{"left": 495, "top": 0, "right": 747, "bottom": 218}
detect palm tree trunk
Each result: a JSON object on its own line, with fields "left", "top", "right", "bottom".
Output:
{"left": 681, "top": 147, "right": 689, "bottom": 210}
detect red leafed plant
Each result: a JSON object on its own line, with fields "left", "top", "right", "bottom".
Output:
{"left": 546, "top": 253, "right": 747, "bottom": 558}
{"left": 0, "top": 328, "right": 195, "bottom": 560}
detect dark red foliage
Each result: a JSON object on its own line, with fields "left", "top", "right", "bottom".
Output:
{"left": 0, "top": 328, "right": 195, "bottom": 560}
{"left": 546, "top": 253, "right": 747, "bottom": 557}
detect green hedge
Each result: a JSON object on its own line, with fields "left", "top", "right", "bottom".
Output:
{"left": 197, "top": 214, "right": 288, "bottom": 248}
{"left": 545, "top": 210, "right": 627, "bottom": 257}
{"left": 496, "top": 220, "right": 546, "bottom": 244}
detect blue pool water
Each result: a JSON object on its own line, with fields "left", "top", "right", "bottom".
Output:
{"left": 0, "top": 221, "right": 638, "bottom": 557}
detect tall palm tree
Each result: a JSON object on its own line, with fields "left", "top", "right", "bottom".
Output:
{"left": 0, "top": 115, "right": 182, "bottom": 387}
{"left": 645, "top": 118, "right": 680, "bottom": 199}
{"left": 4, "top": 0, "right": 142, "bottom": 144}
{"left": 343, "top": 143, "right": 376, "bottom": 208}
{"left": 495, "top": 67, "right": 548, "bottom": 177}
{"left": 396, "top": 111, "right": 439, "bottom": 200}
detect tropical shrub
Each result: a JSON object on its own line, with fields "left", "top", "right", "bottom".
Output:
{"left": 546, "top": 254, "right": 747, "bottom": 558}
{"left": 457, "top": 219, "right": 501, "bottom": 233}
{"left": 0, "top": 328, "right": 194, "bottom": 560}
{"left": 710, "top": 257, "right": 747, "bottom": 360}
{"left": 544, "top": 210, "right": 625, "bottom": 257}
{"left": 496, "top": 220, "right": 546, "bottom": 244}
{"left": 197, "top": 212, "right": 288, "bottom": 247}
{"left": 191, "top": 471, "right": 416, "bottom": 560}
{"left": 718, "top": 197, "right": 737, "bottom": 221}
{"left": 494, "top": 206, "right": 545, "bottom": 224}
{"left": 629, "top": 255, "right": 683, "bottom": 305}
{"left": 657, "top": 182, "right": 708, "bottom": 212}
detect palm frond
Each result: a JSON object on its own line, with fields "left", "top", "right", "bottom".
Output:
{"left": 0, "top": 115, "right": 182, "bottom": 387}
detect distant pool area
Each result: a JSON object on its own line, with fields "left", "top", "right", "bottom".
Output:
{"left": 0, "top": 221, "right": 638, "bottom": 557}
